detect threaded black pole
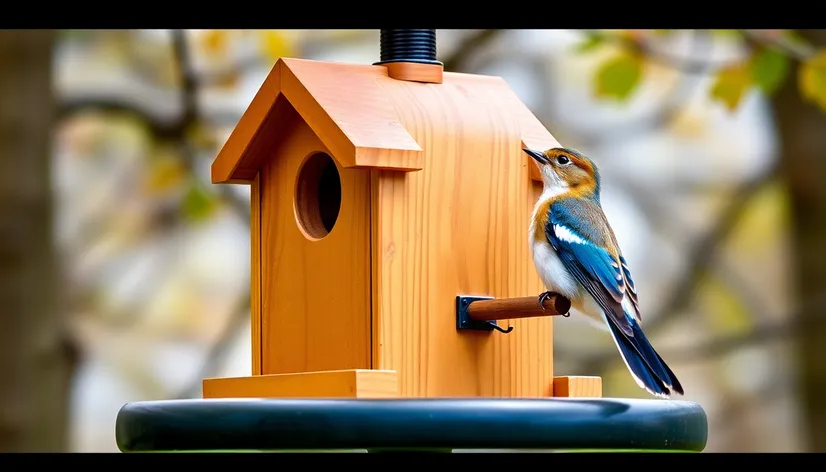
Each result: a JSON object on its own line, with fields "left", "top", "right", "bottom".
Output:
{"left": 374, "top": 29, "right": 442, "bottom": 66}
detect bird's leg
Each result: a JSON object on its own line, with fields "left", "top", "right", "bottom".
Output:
{"left": 538, "top": 291, "right": 554, "bottom": 310}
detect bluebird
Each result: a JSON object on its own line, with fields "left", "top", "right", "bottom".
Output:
{"left": 524, "top": 147, "right": 684, "bottom": 398}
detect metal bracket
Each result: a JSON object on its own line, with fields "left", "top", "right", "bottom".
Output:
{"left": 455, "top": 295, "right": 513, "bottom": 334}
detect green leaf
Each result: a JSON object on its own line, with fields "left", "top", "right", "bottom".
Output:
{"left": 750, "top": 47, "right": 790, "bottom": 95}
{"left": 182, "top": 180, "right": 219, "bottom": 222}
{"left": 593, "top": 52, "right": 644, "bottom": 101}
{"left": 575, "top": 32, "right": 605, "bottom": 53}
{"left": 710, "top": 63, "right": 752, "bottom": 112}
{"left": 799, "top": 49, "right": 826, "bottom": 112}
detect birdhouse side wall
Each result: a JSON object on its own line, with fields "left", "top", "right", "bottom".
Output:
{"left": 370, "top": 74, "right": 553, "bottom": 398}
{"left": 257, "top": 111, "right": 372, "bottom": 375}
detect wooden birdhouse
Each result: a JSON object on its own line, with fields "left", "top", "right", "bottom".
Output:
{"left": 203, "top": 30, "right": 602, "bottom": 400}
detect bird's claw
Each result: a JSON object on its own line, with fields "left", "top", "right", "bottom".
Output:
{"left": 538, "top": 291, "right": 553, "bottom": 310}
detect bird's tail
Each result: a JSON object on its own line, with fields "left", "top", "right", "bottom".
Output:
{"left": 604, "top": 313, "right": 684, "bottom": 398}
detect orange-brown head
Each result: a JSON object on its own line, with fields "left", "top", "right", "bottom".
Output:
{"left": 523, "top": 147, "right": 601, "bottom": 201}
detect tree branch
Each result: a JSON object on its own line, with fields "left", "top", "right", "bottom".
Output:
{"left": 584, "top": 29, "right": 737, "bottom": 74}
{"left": 741, "top": 30, "right": 815, "bottom": 60}
{"left": 572, "top": 164, "right": 779, "bottom": 372}
{"left": 576, "top": 30, "right": 713, "bottom": 145}
{"left": 170, "top": 30, "right": 199, "bottom": 140}
{"left": 170, "top": 31, "right": 250, "bottom": 222}
{"left": 660, "top": 294, "right": 826, "bottom": 364}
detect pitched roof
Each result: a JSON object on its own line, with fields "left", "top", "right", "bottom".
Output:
{"left": 211, "top": 57, "right": 559, "bottom": 184}
{"left": 211, "top": 58, "right": 425, "bottom": 183}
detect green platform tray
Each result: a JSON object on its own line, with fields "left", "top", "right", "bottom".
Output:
{"left": 115, "top": 397, "right": 708, "bottom": 453}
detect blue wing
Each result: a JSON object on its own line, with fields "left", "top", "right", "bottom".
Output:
{"left": 545, "top": 199, "right": 683, "bottom": 396}
{"left": 618, "top": 254, "right": 641, "bottom": 322}
{"left": 545, "top": 200, "right": 633, "bottom": 336}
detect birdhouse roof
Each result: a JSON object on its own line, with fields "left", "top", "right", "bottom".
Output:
{"left": 211, "top": 57, "right": 558, "bottom": 184}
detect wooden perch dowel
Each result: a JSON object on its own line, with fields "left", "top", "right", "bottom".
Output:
{"left": 466, "top": 294, "right": 571, "bottom": 321}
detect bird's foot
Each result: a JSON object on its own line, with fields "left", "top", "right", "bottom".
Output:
{"left": 538, "top": 291, "right": 554, "bottom": 310}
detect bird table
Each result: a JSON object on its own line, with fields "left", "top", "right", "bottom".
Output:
{"left": 115, "top": 398, "right": 708, "bottom": 453}
{"left": 114, "top": 30, "right": 708, "bottom": 453}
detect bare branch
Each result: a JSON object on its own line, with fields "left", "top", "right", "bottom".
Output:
{"left": 171, "top": 30, "right": 199, "bottom": 130}
{"left": 583, "top": 29, "right": 737, "bottom": 74}
{"left": 660, "top": 294, "right": 826, "bottom": 364}
{"left": 572, "top": 164, "right": 779, "bottom": 372}
{"left": 741, "top": 30, "right": 815, "bottom": 60}
{"left": 637, "top": 164, "right": 779, "bottom": 334}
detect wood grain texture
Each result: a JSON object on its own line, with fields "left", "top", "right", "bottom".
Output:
{"left": 250, "top": 174, "right": 262, "bottom": 375}
{"left": 203, "top": 370, "right": 398, "bottom": 399}
{"left": 552, "top": 376, "right": 602, "bottom": 398}
{"left": 212, "top": 59, "right": 427, "bottom": 184}
{"left": 371, "top": 70, "right": 562, "bottom": 398}
{"left": 467, "top": 295, "right": 571, "bottom": 322}
{"left": 211, "top": 61, "right": 281, "bottom": 183}
{"left": 259, "top": 104, "right": 372, "bottom": 375}
{"left": 209, "top": 57, "right": 577, "bottom": 399}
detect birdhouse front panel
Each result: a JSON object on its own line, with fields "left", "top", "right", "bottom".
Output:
{"left": 257, "top": 103, "right": 373, "bottom": 375}
{"left": 368, "top": 72, "right": 561, "bottom": 398}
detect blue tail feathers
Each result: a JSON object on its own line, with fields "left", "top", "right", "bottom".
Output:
{"left": 605, "top": 314, "right": 684, "bottom": 398}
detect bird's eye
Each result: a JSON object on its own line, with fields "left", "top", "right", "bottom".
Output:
{"left": 556, "top": 155, "right": 570, "bottom": 165}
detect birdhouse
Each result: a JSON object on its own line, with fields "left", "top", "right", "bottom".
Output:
{"left": 203, "top": 30, "right": 602, "bottom": 400}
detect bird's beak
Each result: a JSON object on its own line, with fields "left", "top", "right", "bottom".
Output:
{"left": 523, "top": 148, "right": 549, "bottom": 165}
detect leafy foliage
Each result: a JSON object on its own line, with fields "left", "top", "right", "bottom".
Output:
{"left": 260, "top": 30, "right": 295, "bottom": 62}
{"left": 575, "top": 30, "right": 826, "bottom": 113}
{"left": 710, "top": 63, "right": 752, "bottom": 111}
{"left": 182, "top": 179, "right": 220, "bottom": 222}
{"left": 594, "top": 51, "right": 645, "bottom": 101}
{"left": 751, "top": 47, "right": 790, "bottom": 95}
{"left": 800, "top": 50, "right": 826, "bottom": 111}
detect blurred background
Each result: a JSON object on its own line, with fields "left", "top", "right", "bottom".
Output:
{"left": 1, "top": 29, "right": 825, "bottom": 453}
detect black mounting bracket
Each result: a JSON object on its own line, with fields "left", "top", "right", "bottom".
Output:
{"left": 455, "top": 295, "right": 514, "bottom": 334}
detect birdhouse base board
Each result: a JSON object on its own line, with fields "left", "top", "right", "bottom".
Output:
{"left": 553, "top": 376, "right": 602, "bottom": 398}
{"left": 202, "top": 369, "right": 398, "bottom": 399}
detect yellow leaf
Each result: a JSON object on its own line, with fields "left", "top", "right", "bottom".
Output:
{"left": 144, "top": 156, "right": 186, "bottom": 194}
{"left": 710, "top": 63, "right": 752, "bottom": 112}
{"left": 799, "top": 49, "right": 826, "bottom": 111}
{"left": 201, "top": 30, "right": 229, "bottom": 56}
{"left": 260, "top": 30, "right": 294, "bottom": 62}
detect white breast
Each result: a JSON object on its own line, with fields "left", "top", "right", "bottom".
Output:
{"left": 530, "top": 236, "right": 610, "bottom": 330}
{"left": 530, "top": 236, "right": 580, "bottom": 299}
{"left": 528, "top": 190, "right": 607, "bottom": 330}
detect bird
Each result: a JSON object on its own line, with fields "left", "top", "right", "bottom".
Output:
{"left": 523, "top": 147, "right": 684, "bottom": 399}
